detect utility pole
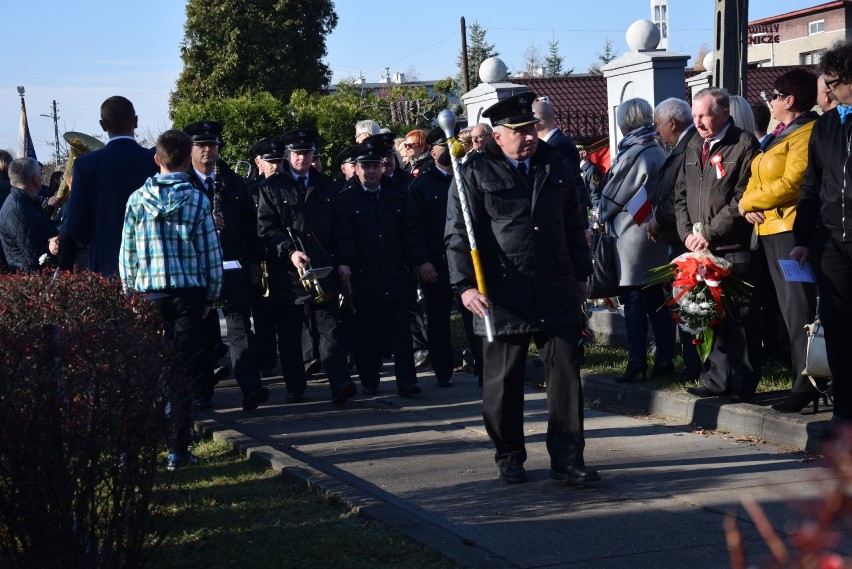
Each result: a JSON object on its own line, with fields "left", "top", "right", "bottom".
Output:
{"left": 461, "top": 17, "right": 470, "bottom": 93}
{"left": 40, "top": 100, "right": 61, "bottom": 165}
{"left": 710, "top": 0, "right": 749, "bottom": 95}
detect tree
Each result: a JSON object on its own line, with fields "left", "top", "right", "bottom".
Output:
{"left": 458, "top": 21, "right": 499, "bottom": 91}
{"left": 693, "top": 44, "right": 711, "bottom": 71}
{"left": 588, "top": 38, "right": 619, "bottom": 76}
{"left": 170, "top": 0, "right": 338, "bottom": 113}
{"left": 520, "top": 43, "right": 542, "bottom": 77}
{"left": 543, "top": 39, "right": 574, "bottom": 77}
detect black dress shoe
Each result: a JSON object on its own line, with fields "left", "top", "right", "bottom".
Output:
{"left": 614, "top": 362, "right": 647, "bottom": 383}
{"left": 673, "top": 367, "right": 703, "bottom": 383}
{"left": 498, "top": 464, "right": 528, "bottom": 484}
{"left": 398, "top": 384, "right": 421, "bottom": 397}
{"left": 550, "top": 465, "right": 601, "bottom": 485}
{"left": 650, "top": 360, "right": 674, "bottom": 380}
{"left": 243, "top": 387, "right": 270, "bottom": 411}
{"left": 213, "top": 365, "right": 230, "bottom": 384}
{"left": 436, "top": 377, "right": 453, "bottom": 388}
{"left": 685, "top": 386, "right": 725, "bottom": 398}
{"left": 331, "top": 381, "right": 357, "bottom": 405}
{"left": 192, "top": 396, "right": 212, "bottom": 410}
{"left": 285, "top": 392, "right": 305, "bottom": 404}
{"left": 362, "top": 384, "right": 379, "bottom": 396}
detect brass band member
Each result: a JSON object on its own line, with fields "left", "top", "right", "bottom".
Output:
{"left": 183, "top": 121, "right": 269, "bottom": 411}
{"left": 257, "top": 130, "right": 357, "bottom": 405}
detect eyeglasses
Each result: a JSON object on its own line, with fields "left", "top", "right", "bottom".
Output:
{"left": 472, "top": 135, "right": 487, "bottom": 141}
{"left": 824, "top": 76, "right": 843, "bottom": 89}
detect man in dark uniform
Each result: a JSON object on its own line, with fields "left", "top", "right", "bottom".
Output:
{"left": 257, "top": 129, "right": 358, "bottom": 405}
{"left": 245, "top": 139, "right": 284, "bottom": 375}
{"left": 183, "top": 120, "right": 269, "bottom": 411}
{"left": 366, "top": 131, "right": 429, "bottom": 368}
{"left": 447, "top": 93, "right": 599, "bottom": 486}
{"left": 405, "top": 125, "right": 460, "bottom": 388}
{"left": 341, "top": 140, "right": 420, "bottom": 397}
{"left": 334, "top": 146, "right": 357, "bottom": 189}
{"left": 577, "top": 145, "right": 604, "bottom": 213}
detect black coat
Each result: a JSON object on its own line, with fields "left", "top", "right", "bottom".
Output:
{"left": 545, "top": 128, "right": 590, "bottom": 213}
{"left": 446, "top": 139, "right": 592, "bottom": 335}
{"left": 188, "top": 162, "right": 262, "bottom": 305}
{"left": 257, "top": 169, "right": 354, "bottom": 304}
{"left": 388, "top": 167, "right": 414, "bottom": 196}
{"left": 341, "top": 178, "right": 411, "bottom": 305}
{"left": 0, "top": 187, "right": 58, "bottom": 272}
{"left": 405, "top": 165, "right": 453, "bottom": 281}
{"left": 655, "top": 126, "right": 698, "bottom": 246}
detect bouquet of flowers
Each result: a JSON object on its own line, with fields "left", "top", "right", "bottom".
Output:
{"left": 645, "top": 230, "right": 753, "bottom": 362}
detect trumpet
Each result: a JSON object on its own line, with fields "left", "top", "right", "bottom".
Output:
{"left": 286, "top": 227, "right": 332, "bottom": 304}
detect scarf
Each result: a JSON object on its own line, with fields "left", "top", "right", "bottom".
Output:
{"left": 616, "top": 124, "right": 657, "bottom": 155}
{"left": 838, "top": 104, "right": 852, "bottom": 124}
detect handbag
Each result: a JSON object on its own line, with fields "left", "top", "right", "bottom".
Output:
{"left": 801, "top": 317, "right": 831, "bottom": 380}
{"left": 587, "top": 230, "right": 619, "bottom": 299}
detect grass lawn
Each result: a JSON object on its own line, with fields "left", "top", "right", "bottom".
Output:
{"left": 150, "top": 437, "right": 460, "bottom": 569}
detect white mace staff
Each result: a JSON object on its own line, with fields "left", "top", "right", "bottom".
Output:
{"left": 437, "top": 109, "right": 495, "bottom": 343}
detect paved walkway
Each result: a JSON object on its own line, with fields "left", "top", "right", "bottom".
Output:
{"left": 195, "top": 360, "right": 847, "bottom": 569}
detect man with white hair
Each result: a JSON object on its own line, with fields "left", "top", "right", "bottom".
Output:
{"left": 469, "top": 123, "right": 492, "bottom": 152}
{"left": 0, "top": 158, "right": 58, "bottom": 272}
{"left": 447, "top": 92, "right": 598, "bottom": 487}
{"left": 354, "top": 119, "right": 381, "bottom": 143}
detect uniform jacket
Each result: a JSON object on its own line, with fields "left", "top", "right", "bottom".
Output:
{"left": 446, "top": 139, "right": 592, "bottom": 336}
{"left": 387, "top": 167, "right": 414, "bottom": 196}
{"left": 0, "top": 173, "right": 11, "bottom": 271}
{"left": 580, "top": 160, "right": 604, "bottom": 213}
{"left": 598, "top": 140, "right": 669, "bottom": 286}
{"left": 655, "top": 126, "right": 698, "bottom": 245}
{"left": 0, "top": 187, "right": 58, "bottom": 272}
{"left": 188, "top": 162, "right": 262, "bottom": 306}
{"left": 340, "top": 177, "right": 411, "bottom": 305}
{"left": 258, "top": 169, "right": 354, "bottom": 304}
{"left": 405, "top": 164, "right": 453, "bottom": 281}
{"left": 674, "top": 121, "right": 759, "bottom": 253}
{"left": 545, "top": 128, "right": 590, "bottom": 212}
{"left": 63, "top": 138, "right": 157, "bottom": 276}
{"left": 794, "top": 108, "right": 852, "bottom": 245}
{"left": 740, "top": 112, "right": 818, "bottom": 237}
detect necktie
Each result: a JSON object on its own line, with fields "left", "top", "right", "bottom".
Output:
{"left": 297, "top": 175, "right": 307, "bottom": 188}
{"left": 205, "top": 176, "right": 214, "bottom": 196}
{"left": 700, "top": 140, "right": 711, "bottom": 169}
{"left": 517, "top": 162, "right": 528, "bottom": 177}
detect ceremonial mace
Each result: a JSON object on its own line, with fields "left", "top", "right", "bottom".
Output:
{"left": 437, "top": 109, "right": 495, "bottom": 343}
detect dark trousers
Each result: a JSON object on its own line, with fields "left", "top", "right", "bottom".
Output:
{"left": 251, "top": 286, "right": 278, "bottom": 372}
{"left": 760, "top": 232, "right": 817, "bottom": 393}
{"left": 482, "top": 330, "right": 585, "bottom": 470}
{"left": 703, "top": 251, "right": 763, "bottom": 397}
{"left": 422, "top": 281, "right": 454, "bottom": 380}
{"left": 620, "top": 284, "right": 675, "bottom": 366}
{"left": 410, "top": 283, "right": 429, "bottom": 351}
{"left": 154, "top": 288, "right": 206, "bottom": 456}
{"left": 355, "top": 298, "right": 417, "bottom": 390}
{"left": 458, "top": 294, "right": 483, "bottom": 385}
{"left": 814, "top": 231, "right": 852, "bottom": 420}
{"left": 199, "top": 309, "right": 221, "bottom": 400}
{"left": 301, "top": 304, "right": 320, "bottom": 363}
{"left": 274, "top": 299, "right": 351, "bottom": 396}
{"left": 222, "top": 301, "right": 262, "bottom": 395}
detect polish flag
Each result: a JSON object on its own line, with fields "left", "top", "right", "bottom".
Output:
{"left": 626, "top": 184, "right": 652, "bottom": 225}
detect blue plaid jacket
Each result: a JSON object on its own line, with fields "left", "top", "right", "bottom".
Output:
{"left": 119, "top": 172, "right": 223, "bottom": 303}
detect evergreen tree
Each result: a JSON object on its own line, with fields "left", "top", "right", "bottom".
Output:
{"left": 588, "top": 38, "right": 619, "bottom": 76}
{"left": 170, "top": 0, "right": 337, "bottom": 113}
{"left": 458, "top": 21, "right": 499, "bottom": 91}
{"left": 543, "top": 39, "right": 573, "bottom": 77}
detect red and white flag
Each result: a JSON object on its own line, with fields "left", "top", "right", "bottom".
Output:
{"left": 626, "top": 184, "right": 652, "bottom": 225}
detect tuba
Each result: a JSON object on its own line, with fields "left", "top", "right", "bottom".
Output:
{"left": 51, "top": 131, "right": 105, "bottom": 220}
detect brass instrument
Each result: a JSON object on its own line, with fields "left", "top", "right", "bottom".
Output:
{"left": 234, "top": 159, "right": 253, "bottom": 179}
{"left": 286, "top": 227, "right": 332, "bottom": 304}
{"left": 51, "top": 131, "right": 105, "bottom": 220}
{"left": 260, "top": 260, "right": 271, "bottom": 298}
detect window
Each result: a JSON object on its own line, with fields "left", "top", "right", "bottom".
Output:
{"left": 801, "top": 50, "right": 825, "bottom": 65}
{"left": 661, "top": 22, "right": 668, "bottom": 39}
{"left": 809, "top": 19, "right": 825, "bottom": 35}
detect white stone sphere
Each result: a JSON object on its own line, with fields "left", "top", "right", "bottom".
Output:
{"left": 479, "top": 57, "right": 509, "bottom": 84}
{"left": 626, "top": 20, "right": 661, "bottom": 51}
{"left": 702, "top": 51, "right": 714, "bottom": 71}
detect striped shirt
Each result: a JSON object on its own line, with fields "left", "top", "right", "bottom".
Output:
{"left": 119, "top": 172, "right": 223, "bottom": 303}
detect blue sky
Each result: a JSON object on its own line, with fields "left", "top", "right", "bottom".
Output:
{"left": 1, "top": 0, "right": 818, "bottom": 161}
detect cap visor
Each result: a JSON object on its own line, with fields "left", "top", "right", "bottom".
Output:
{"left": 501, "top": 118, "right": 541, "bottom": 129}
